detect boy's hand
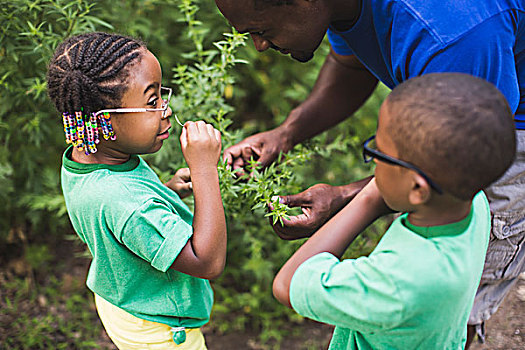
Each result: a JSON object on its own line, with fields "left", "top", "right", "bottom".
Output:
{"left": 165, "top": 167, "right": 192, "bottom": 199}
{"left": 180, "top": 121, "right": 221, "bottom": 173}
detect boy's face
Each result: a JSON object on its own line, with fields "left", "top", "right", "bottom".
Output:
{"left": 373, "top": 101, "right": 414, "bottom": 212}
{"left": 110, "top": 49, "right": 172, "bottom": 155}
{"left": 214, "top": 0, "right": 330, "bottom": 62}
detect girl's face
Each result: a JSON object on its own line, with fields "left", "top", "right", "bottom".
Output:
{"left": 110, "top": 49, "right": 172, "bottom": 155}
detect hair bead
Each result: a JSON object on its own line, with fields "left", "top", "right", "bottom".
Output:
{"left": 61, "top": 109, "right": 117, "bottom": 155}
{"left": 99, "top": 112, "right": 116, "bottom": 141}
{"left": 74, "top": 111, "right": 85, "bottom": 151}
{"left": 90, "top": 113, "right": 100, "bottom": 145}
{"left": 85, "top": 116, "right": 97, "bottom": 154}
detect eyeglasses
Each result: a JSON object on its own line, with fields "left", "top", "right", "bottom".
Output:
{"left": 362, "top": 135, "right": 443, "bottom": 194}
{"left": 93, "top": 87, "right": 183, "bottom": 126}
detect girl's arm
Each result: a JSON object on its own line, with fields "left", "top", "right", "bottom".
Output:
{"left": 273, "top": 179, "right": 389, "bottom": 307}
{"left": 170, "top": 121, "right": 227, "bottom": 279}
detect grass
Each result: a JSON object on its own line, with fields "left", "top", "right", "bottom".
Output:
{"left": 0, "top": 217, "right": 388, "bottom": 350}
{"left": 0, "top": 240, "right": 114, "bottom": 350}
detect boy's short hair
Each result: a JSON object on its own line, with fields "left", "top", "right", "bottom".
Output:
{"left": 386, "top": 73, "right": 516, "bottom": 200}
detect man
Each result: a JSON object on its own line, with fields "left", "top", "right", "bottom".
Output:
{"left": 214, "top": 0, "right": 525, "bottom": 347}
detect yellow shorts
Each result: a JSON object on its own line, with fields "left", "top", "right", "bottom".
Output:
{"left": 94, "top": 294, "right": 207, "bottom": 350}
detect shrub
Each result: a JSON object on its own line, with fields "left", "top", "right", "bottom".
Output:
{"left": 0, "top": 0, "right": 388, "bottom": 346}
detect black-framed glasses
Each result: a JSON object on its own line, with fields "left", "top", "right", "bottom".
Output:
{"left": 93, "top": 87, "right": 183, "bottom": 126}
{"left": 362, "top": 135, "right": 443, "bottom": 194}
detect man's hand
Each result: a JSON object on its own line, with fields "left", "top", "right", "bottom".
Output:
{"left": 223, "top": 128, "right": 293, "bottom": 175}
{"left": 165, "top": 167, "right": 192, "bottom": 199}
{"left": 270, "top": 177, "right": 374, "bottom": 240}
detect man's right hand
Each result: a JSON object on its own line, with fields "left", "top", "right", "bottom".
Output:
{"left": 223, "top": 127, "right": 294, "bottom": 175}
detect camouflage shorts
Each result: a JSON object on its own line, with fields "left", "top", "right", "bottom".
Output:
{"left": 468, "top": 130, "right": 525, "bottom": 340}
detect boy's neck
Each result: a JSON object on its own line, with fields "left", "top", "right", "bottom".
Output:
{"left": 407, "top": 194, "right": 473, "bottom": 227}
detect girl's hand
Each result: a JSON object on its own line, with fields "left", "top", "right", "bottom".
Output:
{"left": 165, "top": 167, "right": 192, "bottom": 199}
{"left": 180, "top": 121, "right": 222, "bottom": 173}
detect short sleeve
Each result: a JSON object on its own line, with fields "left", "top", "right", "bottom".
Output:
{"left": 290, "top": 252, "right": 404, "bottom": 332}
{"left": 327, "top": 29, "right": 354, "bottom": 56}
{"left": 119, "top": 199, "right": 193, "bottom": 272}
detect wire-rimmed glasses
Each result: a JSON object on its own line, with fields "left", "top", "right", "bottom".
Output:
{"left": 93, "top": 87, "right": 184, "bottom": 126}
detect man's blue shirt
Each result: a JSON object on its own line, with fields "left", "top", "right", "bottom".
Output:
{"left": 328, "top": 0, "right": 525, "bottom": 129}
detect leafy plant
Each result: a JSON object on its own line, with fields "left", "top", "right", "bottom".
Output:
{"left": 1, "top": 0, "right": 388, "bottom": 347}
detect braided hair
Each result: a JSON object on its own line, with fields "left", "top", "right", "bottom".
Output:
{"left": 47, "top": 32, "right": 145, "bottom": 115}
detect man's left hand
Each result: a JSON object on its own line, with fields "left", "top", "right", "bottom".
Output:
{"left": 270, "top": 178, "right": 373, "bottom": 240}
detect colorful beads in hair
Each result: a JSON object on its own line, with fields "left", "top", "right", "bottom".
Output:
{"left": 62, "top": 112, "right": 77, "bottom": 145}
{"left": 99, "top": 112, "right": 116, "bottom": 141}
{"left": 75, "top": 111, "right": 85, "bottom": 151}
{"left": 62, "top": 110, "right": 116, "bottom": 155}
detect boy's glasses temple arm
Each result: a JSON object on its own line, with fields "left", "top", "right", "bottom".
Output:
{"left": 362, "top": 138, "right": 444, "bottom": 195}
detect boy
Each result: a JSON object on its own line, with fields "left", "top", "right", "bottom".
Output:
{"left": 273, "top": 73, "right": 516, "bottom": 349}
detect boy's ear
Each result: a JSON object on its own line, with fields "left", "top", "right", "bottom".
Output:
{"left": 408, "top": 173, "right": 432, "bottom": 205}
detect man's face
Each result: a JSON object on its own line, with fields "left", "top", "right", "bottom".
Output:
{"left": 214, "top": 0, "right": 330, "bottom": 62}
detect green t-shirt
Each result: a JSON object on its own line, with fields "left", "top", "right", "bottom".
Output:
{"left": 290, "top": 192, "right": 490, "bottom": 350}
{"left": 61, "top": 146, "right": 213, "bottom": 328}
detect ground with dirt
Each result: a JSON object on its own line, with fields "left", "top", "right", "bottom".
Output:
{"left": 469, "top": 273, "right": 525, "bottom": 350}
{"left": 96, "top": 269, "right": 525, "bottom": 349}
{"left": 205, "top": 274, "right": 525, "bottom": 349}
{"left": 2, "top": 237, "right": 523, "bottom": 349}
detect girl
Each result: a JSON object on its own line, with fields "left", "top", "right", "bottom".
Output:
{"left": 47, "top": 32, "right": 226, "bottom": 349}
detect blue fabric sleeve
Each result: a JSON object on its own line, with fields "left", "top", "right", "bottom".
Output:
{"left": 119, "top": 199, "right": 193, "bottom": 272}
{"left": 327, "top": 29, "right": 354, "bottom": 56}
{"left": 290, "top": 252, "right": 404, "bottom": 332}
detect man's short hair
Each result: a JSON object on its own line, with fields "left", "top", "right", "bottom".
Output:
{"left": 386, "top": 73, "right": 516, "bottom": 200}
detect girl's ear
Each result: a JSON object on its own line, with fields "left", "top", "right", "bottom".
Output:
{"left": 408, "top": 172, "right": 432, "bottom": 205}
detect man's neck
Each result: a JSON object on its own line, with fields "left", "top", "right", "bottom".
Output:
{"left": 330, "top": 0, "right": 362, "bottom": 31}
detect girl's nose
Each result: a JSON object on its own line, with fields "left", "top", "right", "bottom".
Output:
{"left": 251, "top": 34, "right": 271, "bottom": 52}
{"left": 162, "top": 106, "right": 172, "bottom": 120}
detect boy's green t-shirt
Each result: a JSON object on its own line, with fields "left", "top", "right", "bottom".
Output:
{"left": 290, "top": 192, "right": 490, "bottom": 350}
{"left": 61, "top": 146, "right": 213, "bottom": 328}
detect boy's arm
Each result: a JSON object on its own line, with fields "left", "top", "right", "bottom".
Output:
{"left": 273, "top": 179, "right": 388, "bottom": 308}
{"left": 170, "top": 122, "right": 227, "bottom": 280}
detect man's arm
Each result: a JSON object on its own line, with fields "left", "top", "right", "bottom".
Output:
{"left": 223, "top": 49, "right": 378, "bottom": 170}
{"left": 273, "top": 179, "right": 388, "bottom": 308}
{"left": 280, "top": 49, "right": 378, "bottom": 147}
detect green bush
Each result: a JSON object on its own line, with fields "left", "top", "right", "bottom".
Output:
{"left": 0, "top": 0, "right": 388, "bottom": 346}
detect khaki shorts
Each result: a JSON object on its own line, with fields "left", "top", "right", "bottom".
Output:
{"left": 94, "top": 294, "right": 207, "bottom": 350}
{"left": 468, "top": 130, "right": 525, "bottom": 339}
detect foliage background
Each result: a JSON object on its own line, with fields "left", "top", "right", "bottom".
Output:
{"left": 0, "top": 0, "right": 389, "bottom": 348}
